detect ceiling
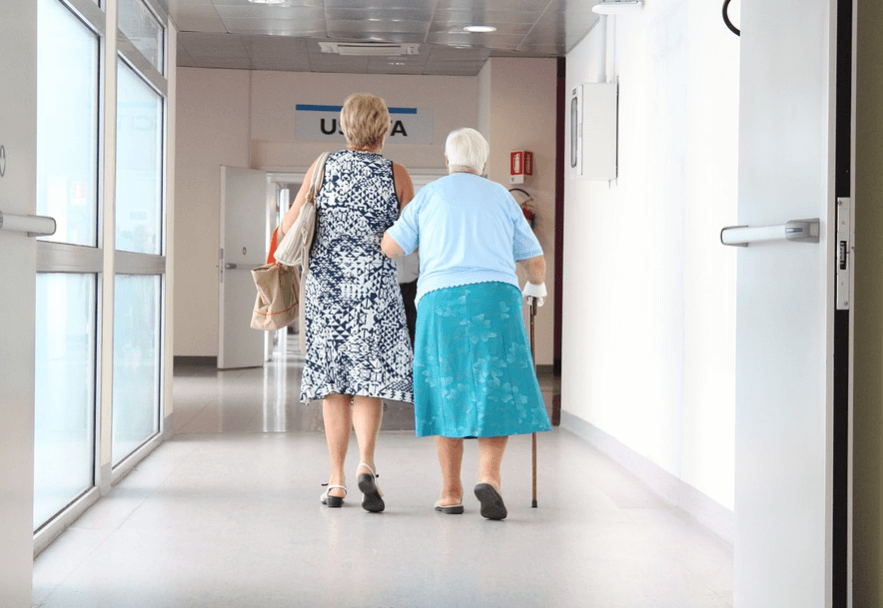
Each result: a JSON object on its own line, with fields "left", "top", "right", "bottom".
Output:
{"left": 157, "top": 0, "right": 602, "bottom": 76}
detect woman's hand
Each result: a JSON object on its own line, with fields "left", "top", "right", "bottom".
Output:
{"left": 381, "top": 233, "right": 405, "bottom": 259}
{"left": 522, "top": 281, "right": 547, "bottom": 307}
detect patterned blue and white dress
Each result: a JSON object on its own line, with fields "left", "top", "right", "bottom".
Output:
{"left": 300, "top": 150, "right": 414, "bottom": 403}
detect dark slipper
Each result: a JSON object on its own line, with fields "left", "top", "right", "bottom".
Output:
{"left": 357, "top": 463, "right": 385, "bottom": 513}
{"left": 434, "top": 500, "right": 465, "bottom": 515}
{"left": 474, "top": 483, "right": 507, "bottom": 520}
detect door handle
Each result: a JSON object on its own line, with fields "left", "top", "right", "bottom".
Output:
{"left": 224, "top": 263, "right": 263, "bottom": 270}
{"left": 0, "top": 210, "right": 56, "bottom": 237}
{"left": 720, "top": 218, "right": 820, "bottom": 247}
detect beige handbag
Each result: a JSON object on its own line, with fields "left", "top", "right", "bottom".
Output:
{"left": 250, "top": 263, "right": 298, "bottom": 331}
{"left": 273, "top": 151, "right": 330, "bottom": 352}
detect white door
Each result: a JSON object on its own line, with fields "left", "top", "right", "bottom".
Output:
{"left": 732, "top": 1, "right": 851, "bottom": 606}
{"left": 0, "top": 1, "right": 37, "bottom": 604}
{"left": 218, "top": 166, "right": 268, "bottom": 369}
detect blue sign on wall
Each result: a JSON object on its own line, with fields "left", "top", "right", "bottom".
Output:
{"left": 295, "top": 104, "right": 433, "bottom": 145}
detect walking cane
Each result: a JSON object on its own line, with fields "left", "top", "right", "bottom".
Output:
{"left": 529, "top": 296, "right": 538, "bottom": 508}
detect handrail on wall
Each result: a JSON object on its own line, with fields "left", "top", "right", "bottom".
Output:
{"left": 0, "top": 210, "right": 56, "bottom": 237}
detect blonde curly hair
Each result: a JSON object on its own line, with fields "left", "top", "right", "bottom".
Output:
{"left": 340, "top": 93, "right": 391, "bottom": 151}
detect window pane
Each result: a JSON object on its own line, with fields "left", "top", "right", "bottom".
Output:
{"left": 116, "top": 62, "right": 163, "bottom": 255}
{"left": 34, "top": 274, "right": 97, "bottom": 530}
{"left": 112, "top": 275, "right": 161, "bottom": 466}
{"left": 118, "top": 0, "right": 164, "bottom": 73}
{"left": 36, "top": 0, "right": 99, "bottom": 247}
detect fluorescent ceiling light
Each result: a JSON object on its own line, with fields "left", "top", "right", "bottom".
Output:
{"left": 592, "top": 1, "right": 643, "bottom": 15}
{"left": 464, "top": 25, "right": 497, "bottom": 33}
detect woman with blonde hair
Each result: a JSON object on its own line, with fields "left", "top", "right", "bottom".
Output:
{"left": 280, "top": 93, "right": 414, "bottom": 512}
{"left": 381, "top": 127, "right": 550, "bottom": 520}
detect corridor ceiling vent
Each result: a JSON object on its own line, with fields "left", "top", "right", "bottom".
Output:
{"left": 592, "top": 0, "right": 643, "bottom": 15}
{"left": 318, "top": 42, "right": 420, "bottom": 56}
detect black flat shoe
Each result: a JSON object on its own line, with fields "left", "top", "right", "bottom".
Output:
{"left": 320, "top": 484, "right": 346, "bottom": 508}
{"left": 357, "top": 463, "right": 385, "bottom": 513}
{"left": 474, "top": 483, "right": 507, "bottom": 520}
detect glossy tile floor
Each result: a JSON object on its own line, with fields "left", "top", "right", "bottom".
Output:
{"left": 33, "top": 335, "right": 733, "bottom": 608}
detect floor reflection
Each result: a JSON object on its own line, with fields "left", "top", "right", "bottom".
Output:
{"left": 172, "top": 330, "right": 557, "bottom": 436}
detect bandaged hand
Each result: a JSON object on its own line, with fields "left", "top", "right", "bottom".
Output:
{"left": 522, "top": 282, "right": 547, "bottom": 307}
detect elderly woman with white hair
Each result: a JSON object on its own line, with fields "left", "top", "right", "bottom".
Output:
{"left": 381, "top": 127, "right": 550, "bottom": 520}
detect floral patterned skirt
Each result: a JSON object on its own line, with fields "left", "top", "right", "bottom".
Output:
{"left": 413, "top": 282, "right": 551, "bottom": 438}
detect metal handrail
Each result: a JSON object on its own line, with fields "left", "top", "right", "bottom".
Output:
{"left": 0, "top": 211, "right": 56, "bottom": 237}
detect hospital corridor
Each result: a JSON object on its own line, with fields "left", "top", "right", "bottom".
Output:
{"left": 5, "top": 0, "right": 883, "bottom": 607}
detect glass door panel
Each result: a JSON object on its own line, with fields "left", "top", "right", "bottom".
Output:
{"left": 36, "top": 0, "right": 99, "bottom": 247}
{"left": 116, "top": 61, "right": 163, "bottom": 255}
{"left": 34, "top": 273, "right": 97, "bottom": 530}
{"left": 112, "top": 275, "right": 161, "bottom": 466}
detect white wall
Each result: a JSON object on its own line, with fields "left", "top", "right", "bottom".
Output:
{"left": 562, "top": 0, "right": 739, "bottom": 511}
{"left": 174, "top": 69, "right": 252, "bottom": 357}
{"left": 0, "top": 1, "right": 36, "bottom": 605}
{"left": 481, "top": 58, "right": 558, "bottom": 366}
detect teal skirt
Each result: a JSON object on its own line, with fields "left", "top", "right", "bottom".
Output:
{"left": 413, "top": 282, "right": 551, "bottom": 438}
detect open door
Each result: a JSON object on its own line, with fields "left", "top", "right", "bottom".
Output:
{"left": 218, "top": 166, "right": 268, "bottom": 370}
{"left": 729, "top": 0, "right": 853, "bottom": 606}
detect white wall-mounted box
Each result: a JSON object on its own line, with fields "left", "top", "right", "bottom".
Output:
{"left": 570, "top": 83, "right": 618, "bottom": 180}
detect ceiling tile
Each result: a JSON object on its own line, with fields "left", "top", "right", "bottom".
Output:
{"left": 436, "top": 0, "right": 550, "bottom": 11}
{"left": 213, "top": 6, "right": 325, "bottom": 20}
{"left": 222, "top": 19, "right": 327, "bottom": 35}
{"left": 167, "top": 7, "right": 227, "bottom": 33}
{"left": 179, "top": 32, "right": 250, "bottom": 57}
{"left": 432, "top": 8, "right": 542, "bottom": 26}
{"left": 325, "top": 0, "right": 439, "bottom": 10}
{"left": 326, "top": 19, "right": 429, "bottom": 36}
{"left": 325, "top": 7, "right": 435, "bottom": 21}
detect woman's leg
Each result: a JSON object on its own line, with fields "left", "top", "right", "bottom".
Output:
{"left": 352, "top": 396, "right": 385, "bottom": 511}
{"left": 352, "top": 396, "right": 383, "bottom": 475}
{"left": 477, "top": 436, "right": 509, "bottom": 490}
{"left": 436, "top": 437, "right": 465, "bottom": 505}
{"left": 475, "top": 436, "right": 509, "bottom": 520}
{"left": 323, "top": 393, "right": 352, "bottom": 498}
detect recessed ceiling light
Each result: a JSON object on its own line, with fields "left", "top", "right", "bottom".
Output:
{"left": 248, "top": 0, "right": 287, "bottom": 4}
{"left": 464, "top": 25, "right": 497, "bottom": 33}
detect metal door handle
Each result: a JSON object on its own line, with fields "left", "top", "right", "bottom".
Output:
{"left": 720, "top": 218, "right": 820, "bottom": 247}
{"left": 0, "top": 210, "right": 56, "bottom": 237}
{"left": 224, "top": 263, "right": 263, "bottom": 270}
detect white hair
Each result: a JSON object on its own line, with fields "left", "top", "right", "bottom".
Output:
{"left": 445, "top": 128, "right": 489, "bottom": 174}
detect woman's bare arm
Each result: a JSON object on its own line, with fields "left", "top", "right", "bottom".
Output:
{"left": 518, "top": 255, "right": 546, "bottom": 284}
{"left": 393, "top": 163, "right": 414, "bottom": 210}
{"left": 280, "top": 158, "right": 319, "bottom": 234}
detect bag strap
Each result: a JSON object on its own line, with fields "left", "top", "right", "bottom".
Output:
{"left": 308, "top": 152, "right": 331, "bottom": 207}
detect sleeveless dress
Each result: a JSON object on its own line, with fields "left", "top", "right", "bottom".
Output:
{"left": 299, "top": 150, "right": 414, "bottom": 403}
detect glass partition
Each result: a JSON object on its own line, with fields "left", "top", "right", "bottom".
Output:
{"left": 34, "top": 274, "right": 97, "bottom": 530}
{"left": 36, "top": 0, "right": 99, "bottom": 247}
{"left": 112, "top": 274, "right": 161, "bottom": 466}
{"left": 116, "top": 61, "right": 163, "bottom": 255}
{"left": 118, "top": 0, "right": 164, "bottom": 73}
